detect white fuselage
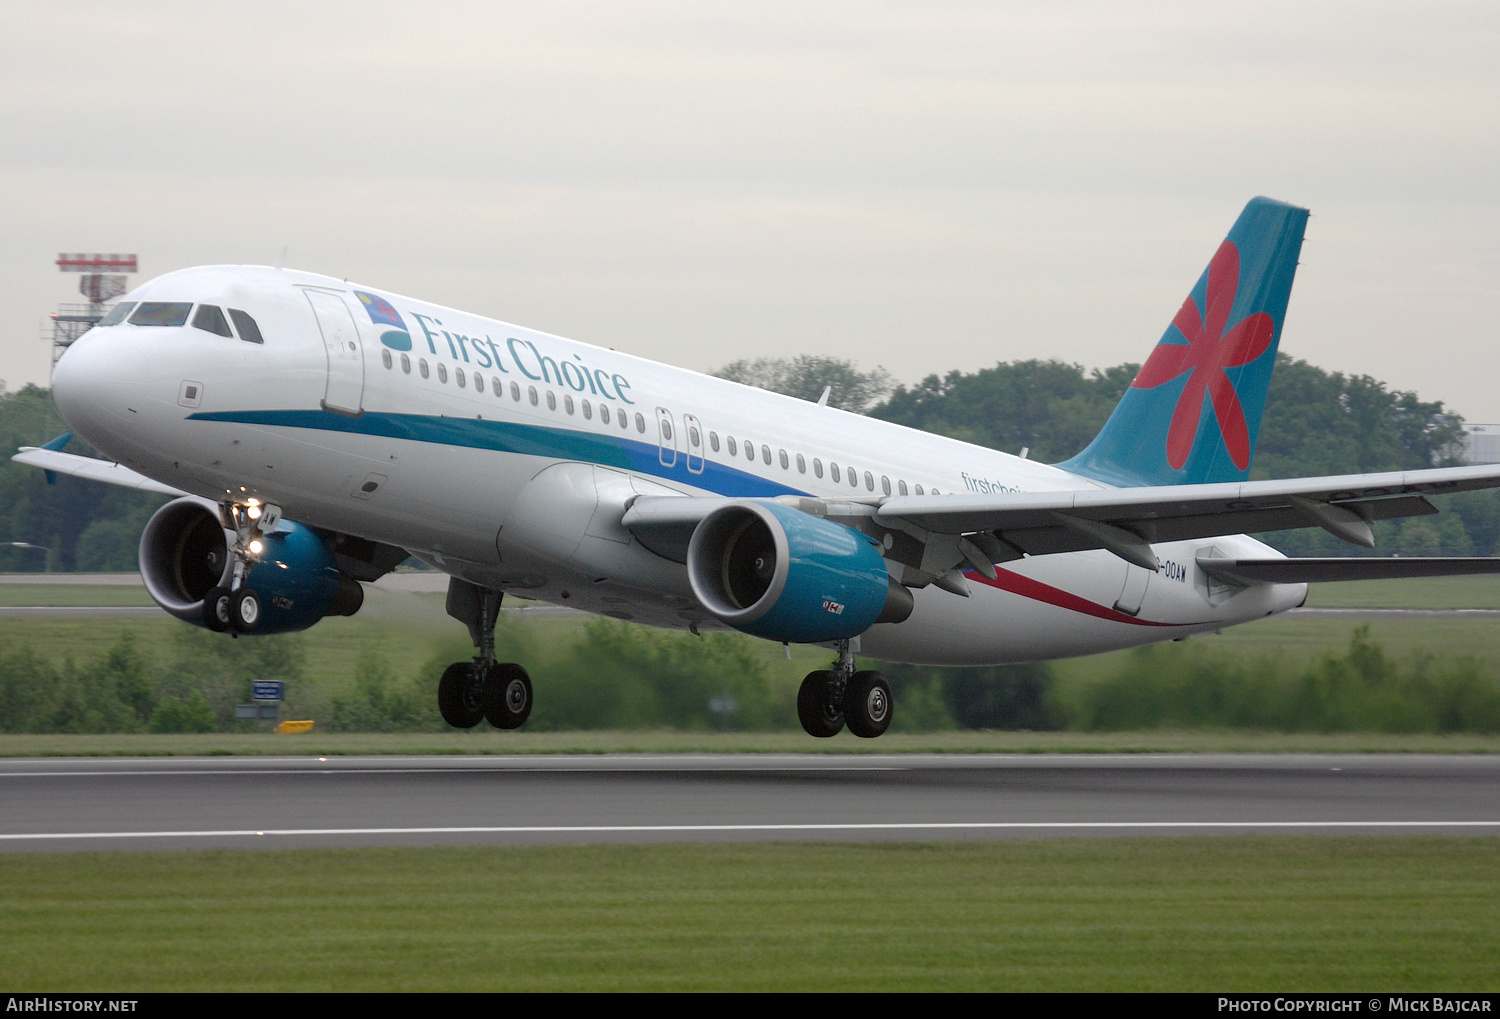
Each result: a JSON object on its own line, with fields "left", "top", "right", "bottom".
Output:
{"left": 51, "top": 265, "right": 1303, "bottom": 665}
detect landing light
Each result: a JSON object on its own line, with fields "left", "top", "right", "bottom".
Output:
{"left": 247, "top": 505, "right": 261, "bottom": 520}
{"left": 248, "top": 539, "right": 263, "bottom": 555}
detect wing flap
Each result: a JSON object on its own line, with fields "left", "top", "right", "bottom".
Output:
{"left": 1196, "top": 555, "right": 1500, "bottom": 586}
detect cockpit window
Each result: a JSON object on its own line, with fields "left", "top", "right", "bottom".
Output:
{"left": 192, "top": 304, "right": 233, "bottom": 338}
{"left": 228, "top": 309, "right": 264, "bottom": 344}
{"left": 97, "top": 302, "right": 136, "bottom": 327}
{"left": 129, "top": 302, "right": 192, "bottom": 327}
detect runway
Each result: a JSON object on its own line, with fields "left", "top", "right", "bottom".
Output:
{"left": 2, "top": 753, "right": 1497, "bottom": 852}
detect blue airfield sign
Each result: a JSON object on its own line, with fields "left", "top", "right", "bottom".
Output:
{"left": 252, "top": 680, "right": 284, "bottom": 703}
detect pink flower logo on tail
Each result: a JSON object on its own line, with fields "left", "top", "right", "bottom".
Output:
{"left": 1131, "top": 240, "right": 1275, "bottom": 470}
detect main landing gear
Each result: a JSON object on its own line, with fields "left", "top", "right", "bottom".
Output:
{"left": 202, "top": 499, "right": 278, "bottom": 634}
{"left": 438, "top": 581, "right": 533, "bottom": 730}
{"left": 797, "top": 639, "right": 892, "bottom": 739}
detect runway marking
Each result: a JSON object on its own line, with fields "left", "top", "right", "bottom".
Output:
{"left": 3, "top": 820, "right": 1498, "bottom": 841}
{"left": 0, "top": 766, "right": 905, "bottom": 777}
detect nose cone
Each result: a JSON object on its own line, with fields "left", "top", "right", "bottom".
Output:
{"left": 52, "top": 330, "right": 149, "bottom": 457}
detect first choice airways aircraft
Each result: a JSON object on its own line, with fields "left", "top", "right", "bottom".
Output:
{"left": 19, "top": 197, "right": 1500, "bottom": 738}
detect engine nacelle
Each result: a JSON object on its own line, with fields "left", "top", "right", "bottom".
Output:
{"left": 139, "top": 497, "right": 363, "bottom": 634}
{"left": 686, "top": 500, "right": 911, "bottom": 643}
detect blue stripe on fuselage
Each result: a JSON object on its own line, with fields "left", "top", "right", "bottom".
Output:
{"left": 186, "top": 408, "right": 804, "bottom": 498}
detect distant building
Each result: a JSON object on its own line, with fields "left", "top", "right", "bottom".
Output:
{"left": 1462, "top": 424, "right": 1500, "bottom": 464}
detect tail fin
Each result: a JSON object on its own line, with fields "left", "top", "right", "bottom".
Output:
{"left": 1057, "top": 197, "right": 1308, "bottom": 487}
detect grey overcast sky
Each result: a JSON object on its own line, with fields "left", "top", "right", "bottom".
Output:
{"left": 4, "top": 2, "right": 1498, "bottom": 420}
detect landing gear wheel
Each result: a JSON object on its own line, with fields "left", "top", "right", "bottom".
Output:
{"left": 843, "top": 670, "right": 892, "bottom": 739}
{"left": 797, "top": 670, "right": 845, "bottom": 738}
{"left": 229, "top": 587, "right": 262, "bottom": 632}
{"left": 483, "top": 663, "right": 533, "bottom": 730}
{"left": 203, "top": 586, "right": 232, "bottom": 632}
{"left": 438, "top": 662, "right": 485, "bottom": 729}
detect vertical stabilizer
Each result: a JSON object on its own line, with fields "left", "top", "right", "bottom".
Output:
{"left": 1057, "top": 197, "right": 1308, "bottom": 487}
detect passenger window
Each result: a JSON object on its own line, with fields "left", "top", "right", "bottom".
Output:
{"left": 690, "top": 425, "right": 700, "bottom": 447}
{"left": 474, "top": 374, "right": 483, "bottom": 393}
{"left": 546, "top": 391, "right": 556, "bottom": 411}
{"left": 796, "top": 454, "right": 806, "bottom": 473}
{"left": 600, "top": 405, "right": 611, "bottom": 425}
{"left": 192, "top": 304, "right": 233, "bottom": 337}
{"left": 831, "top": 463, "right": 841, "bottom": 483}
{"left": 227, "top": 309, "right": 263, "bottom": 344}
{"left": 130, "top": 302, "right": 192, "bottom": 327}
{"left": 438, "top": 364, "right": 449, "bottom": 383}
{"left": 564, "top": 394, "right": 574, "bottom": 415}
{"left": 528, "top": 386, "right": 538, "bottom": 406}
{"left": 881, "top": 476, "right": 891, "bottom": 495}
{"left": 727, "top": 437, "right": 737, "bottom": 457}
{"left": 382, "top": 349, "right": 392, "bottom": 369}
{"left": 511, "top": 382, "right": 520, "bottom": 401}
{"left": 620, "top": 410, "right": 629, "bottom": 429}
{"left": 401, "top": 353, "right": 411, "bottom": 374}
{"left": 493, "top": 377, "right": 502, "bottom": 395}
{"left": 456, "top": 367, "right": 466, "bottom": 388}
{"left": 746, "top": 442, "right": 755, "bottom": 462}
{"left": 813, "top": 458, "right": 823, "bottom": 478}
{"left": 635, "top": 413, "right": 646, "bottom": 432}
{"left": 779, "top": 450, "right": 788, "bottom": 469}
{"left": 419, "top": 359, "right": 430, "bottom": 379}
{"left": 865, "top": 471, "right": 875, "bottom": 491}
{"left": 915, "top": 484, "right": 924, "bottom": 495}
{"left": 97, "top": 302, "right": 136, "bottom": 326}
{"left": 710, "top": 432, "right": 720, "bottom": 453}
{"left": 932, "top": 488, "right": 940, "bottom": 495}
{"left": 582, "top": 399, "right": 592, "bottom": 420}
{"left": 662, "top": 420, "right": 673, "bottom": 440}
{"left": 898, "top": 480, "right": 908, "bottom": 496}
{"left": 850, "top": 470, "right": 860, "bottom": 488}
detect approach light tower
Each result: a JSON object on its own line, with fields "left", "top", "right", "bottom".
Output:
{"left": 50, "top": 252, "right": 137, "bottom": 374}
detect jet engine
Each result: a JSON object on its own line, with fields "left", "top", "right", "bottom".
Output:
{"left": 139, "top": 497, "right": 363, "bottom": 634}
{"left": 686, "top": 500, "right": 912, "bottom": 643}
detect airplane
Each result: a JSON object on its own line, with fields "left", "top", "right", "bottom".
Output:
{"left": 17, "top": 196, "right": 1500, "bottom": 739}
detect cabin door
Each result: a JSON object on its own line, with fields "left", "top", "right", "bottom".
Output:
{"left": 306, "top": 290, "right": 365, "bottom": 416}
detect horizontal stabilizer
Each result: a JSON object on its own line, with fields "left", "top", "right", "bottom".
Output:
{"left": 11, "top": 447, "right": 186, "bottom": 497}
{"left": 1197, "top": 555, "right": 1500, "bottom": 586}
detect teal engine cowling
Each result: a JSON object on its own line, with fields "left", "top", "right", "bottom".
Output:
{"left": 686, "top": 501, "right": 912, "bottom": 643}
{"left": 139, "top": 497, "right": 363, "bottom": 635}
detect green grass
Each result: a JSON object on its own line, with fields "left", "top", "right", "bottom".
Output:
{"left": 0, "top": 584, "right": 155, "bottom": 607}
{"left": 1, "top": 838, "right": 1495, "bottom": 991}
{"left": 1305, "top": 574, "right": 1500, "bottom": 609}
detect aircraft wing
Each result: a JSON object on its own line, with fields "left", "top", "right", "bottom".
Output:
{"left": 11, "top": 447, "right": 188, "bottom": 498}
{"left": 872, "top": 463, "right": 1500, "bottom": 568}
{"left": 625, "top": 463, "right": 1500, "bottom": 586}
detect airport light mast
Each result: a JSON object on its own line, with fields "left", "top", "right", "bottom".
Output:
{"left": 50, "top": 253, "right": 137, "bottom": 375}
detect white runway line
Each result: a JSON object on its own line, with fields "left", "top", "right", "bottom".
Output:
{"left": 3, "top": 820, "right": 1499, "bottom": 841}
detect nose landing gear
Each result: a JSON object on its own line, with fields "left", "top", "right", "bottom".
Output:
{"left": 438, "top": 580, "right": 534, "bottom": 731}
{"left": 203, "top": 498, "right": 280, "bottom": 633}
{"left": 797, "top": 639, "right": 892, "bottom": 739}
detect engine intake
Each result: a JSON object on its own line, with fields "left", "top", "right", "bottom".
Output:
{"left": 687, "top": 501, "right": 910, "bottom": 643}
{"left": 139, "top": 496, "right": 362, "bottom": 634}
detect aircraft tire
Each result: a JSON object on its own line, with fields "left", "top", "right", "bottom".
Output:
{"left": 797, "top": 670, "right": 844, "bottom": 738}
{"left": 438, "top": 662, "right": 485, "bottom": 729}
{"left": 230, "top": 587, "right": 262, "bottom": 632}
{"left": 203, "top": 586, "right": 232, "bottom": 632}
{"left": 483, "top": 662, "right": 533, "bottom": 730}
{"left": 843, "top": 671, "right": 892, "bottom": 739}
